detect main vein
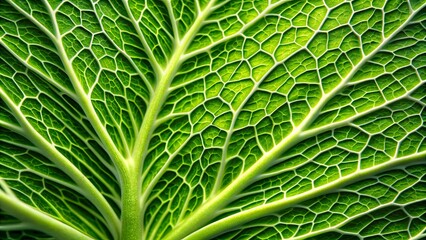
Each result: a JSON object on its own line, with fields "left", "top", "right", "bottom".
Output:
{"left": 131, "top": 0, "right": 217, "bottom": 176}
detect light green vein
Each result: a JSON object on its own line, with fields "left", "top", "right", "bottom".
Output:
{"left": 121, "top": 0, "right": 163, "bottom": 76}
{"left": 0, "top": 180, "right": 93, "bottom": 240}
{"left": 185, "top": 152, "right": 426, "bottom": 239}
{"left": 0, "top": 87, "right": 120, "bottom": 239}
{"left": 299, "top": 80, "right": 425, "bottom": 140}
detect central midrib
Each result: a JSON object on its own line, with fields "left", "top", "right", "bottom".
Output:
{"left": 115, "top": 2, "right": 219, "bottom": 239}
{"left": 121, "top": 2, "right": 217, "bottom": 238}
{"left": 130, "top": 0, "right": 217, "bottom": 172}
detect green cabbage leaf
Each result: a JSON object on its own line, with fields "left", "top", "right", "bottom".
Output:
{"left": 0, "top": 0, "right": 425, "bottom": 239}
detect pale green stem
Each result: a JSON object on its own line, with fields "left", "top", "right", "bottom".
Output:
{"left": 120, "top": 163, "right": 143, "bottom": 240}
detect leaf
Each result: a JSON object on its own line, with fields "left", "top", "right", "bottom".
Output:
{"left": 0, "top": 0, "right": 425, "bottom": 239}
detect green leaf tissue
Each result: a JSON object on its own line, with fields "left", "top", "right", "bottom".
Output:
{"left": 0, "top": 0, "right": 425, "bottom": 239}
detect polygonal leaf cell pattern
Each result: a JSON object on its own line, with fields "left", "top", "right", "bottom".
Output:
{"left": 0, "top": 0, "right": 425, "bottom": 239}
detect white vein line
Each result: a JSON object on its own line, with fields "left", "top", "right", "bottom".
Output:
{"left": 186, "top": 151, "right": 426, "bottom": 240}
{"left": 90, "top": 1, "right": 155, "bottom": 95}
{"left": 41, "top": 0, "right": 127, "bottom": 169}
{"left": 121, "top": 0, "right": 163, "bottom": 76}
{"left": 0, "top": 186, "right": 93, "bottom": 240}
{"left": 0, "top": 86, "right": 120, "bottom": 239}
{"left": 0, "top": 39, "right": 77, "bottom": 101}
{"left": 299, "top": 80, "right": 426, "bottom": 140}
{"left": 181, "top": 0, "right": 295, "bottom": 61}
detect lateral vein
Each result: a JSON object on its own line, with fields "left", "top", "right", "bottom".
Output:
{"left": 0, "top": 87, "right": 120, "bottom": 238}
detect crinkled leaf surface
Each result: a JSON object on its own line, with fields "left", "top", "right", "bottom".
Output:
{"left": 0, "top": 0, "right": 426, "bottom": 239}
